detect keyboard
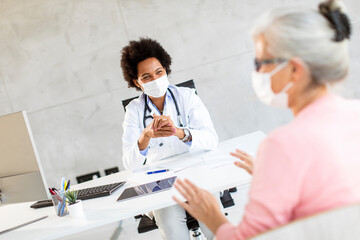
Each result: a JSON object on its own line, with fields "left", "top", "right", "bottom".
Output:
{"left": 77, "top": 182, "right": 125, "bottom": 200}
{"left": 30, "top": 181, "right": 126, "bottom": 208}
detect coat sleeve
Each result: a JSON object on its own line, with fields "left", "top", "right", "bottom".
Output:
{"left": 186, "top": 91, "right": 218, "bottom": 150}
{"left": 216, "top": 136, "right": 302, "bottom": 239}
{"left": 122, "top": 101, "right": 147, "bottom": 170}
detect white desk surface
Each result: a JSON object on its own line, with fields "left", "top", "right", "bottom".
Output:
{"left": 0, "top": 131, "right": 266, "bottom": 240}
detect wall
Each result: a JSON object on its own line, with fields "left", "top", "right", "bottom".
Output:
{"left": 0, "top": 0, "right": 359, "bottom": 187}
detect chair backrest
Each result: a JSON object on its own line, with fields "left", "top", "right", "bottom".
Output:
{"left": 252, "top": 203, "right": 360, "bottom": 240}
{"left": 121, "top": 79, "right": 196, "bottom": 112}
{"left": 76, "top": 171, "right": 101, "bottom": 184}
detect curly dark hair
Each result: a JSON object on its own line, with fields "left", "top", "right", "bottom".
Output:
{"left": 120, "top": 38, "right": 172, "bottom": 90}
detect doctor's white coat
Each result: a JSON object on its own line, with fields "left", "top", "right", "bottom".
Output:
{"left": 122, "top": 85, "right": 218, "bottom": 170}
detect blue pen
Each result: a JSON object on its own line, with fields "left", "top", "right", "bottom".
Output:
{"left": 59, "top": 177, "right": 66, "bottom": 215}
{"left": 146, "top": 169, "right": 169, "bottom": 175}
{"left": 61, "top": 177, "right": 65, "bottom": 191}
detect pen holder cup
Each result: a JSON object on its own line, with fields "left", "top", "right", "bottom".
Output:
{"left": 51, "top": 193, "right": 68, "bottom": 217}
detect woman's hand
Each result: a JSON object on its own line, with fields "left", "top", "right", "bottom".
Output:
{"left": 230, "top": 149, "right": 254, "bottom": 175}
{"left": 173, "top": 179, "right": 228, "bottom": 234}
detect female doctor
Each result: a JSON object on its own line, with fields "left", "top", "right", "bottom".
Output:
{"left": 120, "top": 38, "right": 218, "bottom": 240}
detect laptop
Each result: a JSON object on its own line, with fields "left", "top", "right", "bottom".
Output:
{"left": 117, "top": 176, "right": 176, "bottom": 202}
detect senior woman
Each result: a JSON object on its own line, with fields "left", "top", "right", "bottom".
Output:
{"left": 121, "top": 38, "right": 217, "bottom": 240}
{"left": 173, "top": 0, "right": 360, "bottom": 239}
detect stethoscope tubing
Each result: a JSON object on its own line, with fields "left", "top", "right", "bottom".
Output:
{"left": 143, "top": 88, "right": 184, "bottom": 129}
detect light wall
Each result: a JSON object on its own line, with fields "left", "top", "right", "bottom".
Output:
{"left": 1, "top": 0, "right": 359, "bottom": 187}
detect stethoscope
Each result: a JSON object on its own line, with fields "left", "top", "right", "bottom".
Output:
{"left": 143, "top": 88, "right": 184, "bottom": 129}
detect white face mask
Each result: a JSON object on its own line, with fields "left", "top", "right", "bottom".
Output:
{"left": 252, "top": 62, "right": 293, "bottom": 108}
{"left": 141, "top": 74, "right": 169, "bottom": 98}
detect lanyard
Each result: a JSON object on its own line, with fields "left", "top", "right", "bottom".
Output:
{"left": 143, "top": 88, "right": 184, "bottom": 129}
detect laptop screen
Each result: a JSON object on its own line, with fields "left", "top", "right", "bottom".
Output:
{"left": 117, "top": 176, "right": 176, "bottom": 202}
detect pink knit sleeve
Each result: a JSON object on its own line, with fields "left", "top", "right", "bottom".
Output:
{"left": 216, "top": 135, "right": 304, "bottom": 240}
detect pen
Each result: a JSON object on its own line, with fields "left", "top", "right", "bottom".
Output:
{"left": 61, "top": 177, "right": 65, "bottom": 191}
{"left": 146, "top": 169, "right": 169, "bottom": 175}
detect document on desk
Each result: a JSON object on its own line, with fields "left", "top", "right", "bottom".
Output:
{"left": 215, "top": 131, "right": 266, "bottom": 155}
{"left": 127, "top": 159, "right": 204, "bottom": 185}
{"left": 203, "top": 154, "right": 237, "bottom": 169}
{"left": 158, "top": 158, "right": 204, "bottom": 172}
{"left": 202, "top": 142, "right": 257, "bottom": 169}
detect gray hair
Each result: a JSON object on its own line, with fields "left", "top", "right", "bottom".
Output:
{"left": 251, "top": 0, "right": 351, "bottom": 85}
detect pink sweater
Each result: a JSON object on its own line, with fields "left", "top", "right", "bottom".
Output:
{"left": 217, "top": 94, "right": 360, "bottom": 239}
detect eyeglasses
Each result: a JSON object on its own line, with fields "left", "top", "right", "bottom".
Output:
{"left": 254, "top": 58, "right": 287, "bottom": 71}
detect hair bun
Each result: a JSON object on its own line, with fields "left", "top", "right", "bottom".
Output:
{"left": 319, "top": 0, "right": 351, "bottom": 42}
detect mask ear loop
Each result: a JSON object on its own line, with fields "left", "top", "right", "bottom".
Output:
{"left": 266, "top": 61, "right": 294, "bottom": 94}
{"left": 280, "top": 81, "right": 294, "bottom": 93}
{"left": 277, "top": 61, "right": 295, "bottom": 94}
{"left": 268, "top": 61, "right": 289, "bottom": 77}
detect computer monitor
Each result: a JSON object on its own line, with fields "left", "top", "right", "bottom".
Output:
{"left": 0, "top": 111, "right": 49, "bottom": 205}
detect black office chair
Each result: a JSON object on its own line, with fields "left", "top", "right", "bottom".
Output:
{"left": 104, "top": 167, "right": 120, "bottom": 176}
{"left": 76, "top": 171, "right": 101, "bottom": 184}
{"left": 76, "top": 167, "right": 119, "bottom": 184}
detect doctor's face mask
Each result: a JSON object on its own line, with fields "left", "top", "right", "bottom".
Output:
{"left": 136, "top": 57, "right": 169, "bottom": 98}
{"left": 141, "top": 74, "right": 169, "bottom": 98}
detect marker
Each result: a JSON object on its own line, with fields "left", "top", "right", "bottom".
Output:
{"left": 63, "top": 180, "right": 67, "bottom": 191}
{"left": 48, "top": 188, "right": 56, "bottom": 195}
{"left": 66, "top": 180, "right": 71, "bottom": 191}
{"left": 52, "top": 188, "right": 60, "bottom": 195}
{"left": 146, "top": 169, "right": 169, "bottom": 175}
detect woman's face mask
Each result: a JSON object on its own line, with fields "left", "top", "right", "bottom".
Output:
{"left": 252, "top": 61, "right": 293, "bottom": 108}
{"left": 141, "top": 74, "right": 169, "bottom": 98}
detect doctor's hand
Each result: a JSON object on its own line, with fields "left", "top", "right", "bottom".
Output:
{"left": 152, "top": 114, "right": 185, "bottom": 140}
{"left": 230, "top": 149, "right": 254, "bottom": 175}
{"left": 138, "top": 117, "right": 176, "bottom": 151}
{"left": 173, "top": 179, "right": 228, "bottom": 234}
{"left": 152, "top": 114, "right": 174, "bottom": 131}
{"left": 143, "top": 117, "right": 176, "bottom": 139}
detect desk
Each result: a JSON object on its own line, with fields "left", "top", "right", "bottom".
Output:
{"left": 0, "top": 131, "right": 266, "bottom": 240}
